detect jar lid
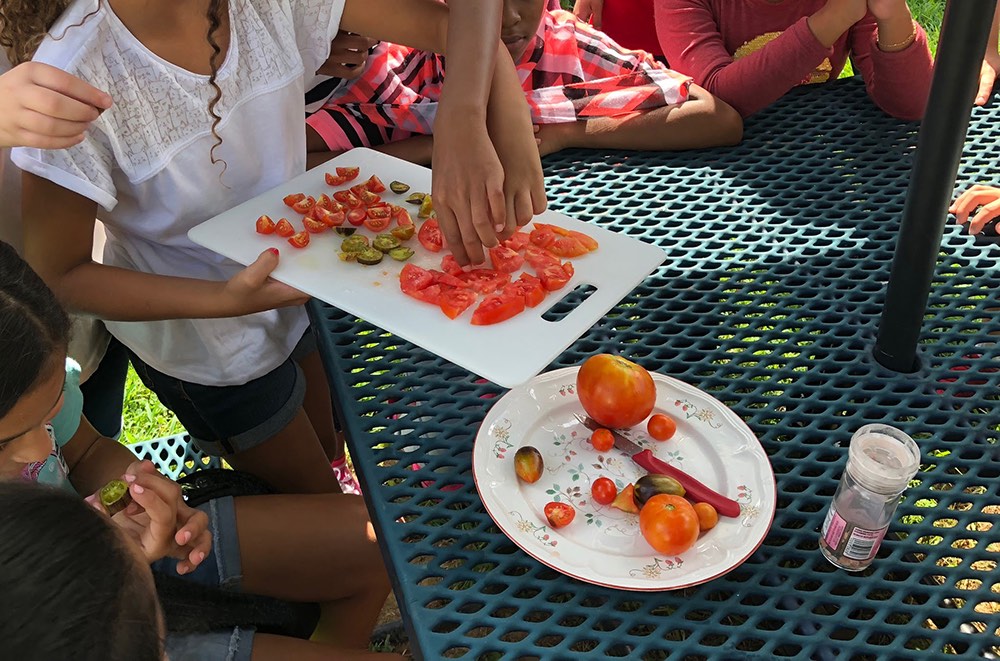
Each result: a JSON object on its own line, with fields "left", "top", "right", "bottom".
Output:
{"left": 847, "top": 424, "right": 920, "bottom": 494}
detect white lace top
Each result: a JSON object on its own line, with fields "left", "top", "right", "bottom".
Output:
{"left": 13, "top": 0, "right": 345, "bottom": 385}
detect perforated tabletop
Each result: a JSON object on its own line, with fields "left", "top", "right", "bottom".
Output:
{"left": 309, "top": 77, "right": 1000, "bottom": 660}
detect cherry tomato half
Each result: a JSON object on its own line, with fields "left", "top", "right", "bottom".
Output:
{"left": 288, "top": 231, "right": 310, "bottom": 249}
{"left": 544, "top": 502, "right": 575, "bottom": 528}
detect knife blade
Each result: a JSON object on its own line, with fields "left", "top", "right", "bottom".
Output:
{"left": 575, "top": 415, "right": 741, "bottom": 518}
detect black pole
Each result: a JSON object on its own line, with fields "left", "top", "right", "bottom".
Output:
{"left": 874, "top": 0, "right": 997, "bottom": 373}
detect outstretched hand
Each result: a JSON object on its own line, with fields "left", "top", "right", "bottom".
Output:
{"left": 950, "top": 184, "right": 1000, "bottom": 235}
{"left": 219, "top": 248, "right": 310, "bottom": 316}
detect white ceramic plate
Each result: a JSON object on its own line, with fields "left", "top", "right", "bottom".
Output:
{"left": 473, "top": 367, "right": 776, "bottom": 591}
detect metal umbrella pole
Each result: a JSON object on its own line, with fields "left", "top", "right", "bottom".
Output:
{"left": 873, "top": 0, "right": 997, "bottom": 373}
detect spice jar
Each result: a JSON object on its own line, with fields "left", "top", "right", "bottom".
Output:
{"left": 819, "top": 424, "right": 920, "bottom": 571}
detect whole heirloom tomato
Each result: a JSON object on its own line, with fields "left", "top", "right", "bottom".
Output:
{"left": 576, "top": 354, "right": 656, "bottom": 429}
{"left": 639, "top": 494, "right": 700, "bottom": 556}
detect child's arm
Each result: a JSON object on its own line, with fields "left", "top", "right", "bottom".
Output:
{"left": 341, "top": 0, "right": 546, "bottom": 265}
{"left": 22, "top": 173, "right": 309, "bottom": 321}
{"left": 654, "top": 0, "right": 866, "bottom": 118}
{"left": 64, "top": 424, "right": 210, "bottom": 571}
{"left": 846, "top": 1, "right": 933, "bottom": 121}
{"left": 951, "top": 184, "right": 1000, "bottom": 235}
{"left": 976, "top": 3, "right": 1000, "bottom": 106}
{"left": 0, "top": 62, "right": 111, "bottom": 149}
{"left": 533, "top": 85, "right": 742, "bottom": 154}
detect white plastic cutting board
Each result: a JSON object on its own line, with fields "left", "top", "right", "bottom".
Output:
{"left": 189, "top": 148, "right": 664, "bottom": 387}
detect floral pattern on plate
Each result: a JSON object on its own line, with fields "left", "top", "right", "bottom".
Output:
{"left": 474, "top": 367, "right": 776, "bottom": 591}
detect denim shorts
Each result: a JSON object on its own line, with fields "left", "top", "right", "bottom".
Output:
{"left": 128, "top": 333, "right": 315, "bottom": 457}
{"left": 154, "top": 496, "right": 254, "bottom": 661}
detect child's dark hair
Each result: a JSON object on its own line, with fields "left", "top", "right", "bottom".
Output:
{"left": 0, "top": 241, "right": 70, "bottom": 417}
{"left": 0, "top": 481, "right": 164, "bottom": 661}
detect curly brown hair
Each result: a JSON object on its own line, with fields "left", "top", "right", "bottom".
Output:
{"left": 1, "top": 0, "right": 228, "bottom": 168}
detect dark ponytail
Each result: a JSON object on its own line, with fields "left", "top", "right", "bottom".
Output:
{"left": 0, "top": 481, "right": 164, "bottom": 661}
{"left": 0, "top": 241, "right": 70, "bottom": 417}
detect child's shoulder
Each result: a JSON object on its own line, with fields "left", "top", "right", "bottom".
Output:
{"left": 31, "top": 0, "right": 112, "bottom": 74}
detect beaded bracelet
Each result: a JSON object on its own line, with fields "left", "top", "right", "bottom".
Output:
{"left": 879, "top": 20, "right": 917, "bottom": 52}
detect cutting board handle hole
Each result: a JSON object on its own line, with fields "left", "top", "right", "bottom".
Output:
{"left": 542, "top": 284, "right": 597, "bottom": 323}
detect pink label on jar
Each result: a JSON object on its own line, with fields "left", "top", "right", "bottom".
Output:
{"left": 822, "top": 508, "right": 847, "bottom": 548}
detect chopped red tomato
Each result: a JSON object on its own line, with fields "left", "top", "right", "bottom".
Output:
{"left": 315, "top": 194, "right": 334, "bottom": 211}
{"left": 312, "top": 207, "right": 344, "bottom": 228}
{"left": 366, "top": 204, "right": 391, "bottom": 219}
{"left": 347, "top": 208, "right": 368, "bottom": 226}
{"left": 408, "top": 284, "right": 443, "bottom": 305}
{"left": 471, "top": 290, "right": 525, "bottom": 325}
{"left": 400, "top": 264, "right": 435, "bottom": 293}
{"left": 536, "top": 262, "right": 574, "bottom": 291}
{"left": 503, "top": 230, "right": 531, "bottom": 252}
{"left": 333, "top": 190, "right": 362, "bottom": 208}
{"left": 547, "top": 235, "right": 590, "bottom": 258}
{"left": 430, "top": 270, "right": 469, "bottom": 289}
{"left": 291, "top": 196, "right": 316, "bottom": 214}
{"left": 255, "top": 215, "right": 275, "bottom": 235}
{"left": 303, "top": 217, "right": 327, "bottom": 234}
{"left": 358, "top": 189, "right": 381, "bottom": 207}
{"left": 274, "top": 218, "right": 295, "bottom": 237}
{"left": 488, "top": 245, "right": 524, "bottom": 273}
{"left": 525, "top": 245, "right": 560, "bottom": 270}
{"left": 364, "top": 174, "right": 386, "bottom": 193}
{"left": 439, "top": 287, "right": 477, "bottom": 319}
{"left": 459, "top": 269, "right": 510, "bottom": 295}
{"left": 529, "top": 227, "right": 557, "bottom": 249}
{"left": 441, "top": 254, "right": 463, "bottom": 276}
{"left": 325, "top": 173, "right": 350, "bottom": 186}
{"left": 336, "top": 166, "right": 360, "bottom": 181}
{"left": 364, "top": 215, "right": 391, "bottom": 232}
{"left": 283, "top": 193, "right": 305, "bottom": 208}
{"left": 350, "top": 183, "right": 368, "bottom": 198}
{"left": 288, "top": 231, "right": 310, "bottom": 248}
{"left": 393, "top": 207, "right": 414, "bottom": 227}
{"left": 506, "top": 273, "right": 546, "bottom": 308}
{"left": 533, "top": 223, "right": 599, "bottom": 252}
{"left": 418, "top": 219, "right": 443, "bottom": 253}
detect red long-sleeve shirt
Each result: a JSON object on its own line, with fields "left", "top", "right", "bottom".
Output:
{"left": 654, "top": 0, "right": 934, "bottom": 120}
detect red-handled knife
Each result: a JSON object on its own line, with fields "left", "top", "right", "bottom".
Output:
{"left": 575, "top": 415, "right": 741, "bottom": 518}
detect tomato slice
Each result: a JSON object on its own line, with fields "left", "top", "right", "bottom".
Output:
{"left": 303, "top": 217, "right": 327, "bottom": 234}
{"left": 524, "top": 245, "right": 560, "bottom": 270}
{"left": 364, "top": 215, "right": 392, "bottom": 232}
{"left": 312, "top": 207, "right": 344, "bottom": 227}
{"left": 333, "top": 190, "right": 363, "bottom": 208}
{"left": 274, "top": 218, "right": 295, "bottom": 237}
{"left": 439, "top": 287, "right": 477, "bottom": 319}
{"left": 255, "top": 215, "right": 275, "bottom": 235}
{"left": 459, "top": 268, "right": 511, "bottom": 295}
{"left": 336, "top": 166, "right": 360, "bottom": 181}
{"left": 393, "top": 207, "right": 414, "bottom": 227}
{"left": 358, "top": 189, "right": 381, "bottom": 207}
{"left": 315, "top": 194, "right": 334, "bottom": 211}
{"left": 288, "top": 231, "right": 310, "bottom": 248}
{"left": 283, "top": 193, "right": 305, "bottom": 208}
{"left": 366, "top": 204, "right": 391, "bottom": 219}
{"left": 364, "top": 174, "right": 387, "bottom": 193}
{"left": 292, "top": 196, "right": 316, "bottom": 214}
{"left": 489, "top": 245, "right": 525, "bottom": 273}
{"left": 408, "top": 283, "right": 443, "bottom": 305}
{"left": 503, "top": 230, "right": 531, "bottom": 252}
{"left": 529, "top": 227, "right": 557, "bottom": 250}
{"left": 546, "top": 235, "right": 590, "bottom": 258}
{"left": 533, "top": 223, "right": 599, "bottom": 252}
{"left": 325, "top": 173, "right": 350, "bottom": 186}
{"left": 418, "top": 218, "right": 443, "bottom": 253}
{"left": 471, "top": 290, "right": 525, "bottom": 325}
{"left": 347, "top": 208, "right": 367, "bottom": 226}
{"left": 430, "top": 269, "right": 469, "bottom": 289}
{"left": 506, "top": 273, "right": 546, "bottom": 308}
{"left": 535, "top": 262, "right": 574, "bottom": 291}
{"left": 400, "top": 263, "right": 435, "bottom": 293}
{"left": 441, "top": 254, "right": 463, "bottom": 276}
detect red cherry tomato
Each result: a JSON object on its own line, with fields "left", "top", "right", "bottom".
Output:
{"left": 364, "top": 215, "right": 392, "bottom": 233}
{"left": 336, "top": 166, "right": 360, "bottom": 181}
{"left": 347, "top": 208, "right": 367, "bottom": 226}
{"left": 325, "top": 173, "right": 349, "bottom": 186}
{"left": 647, "top": 414, "right": 677, "bottom": 441}
{"left": 303, "top": 217, "right": 327, "bottom": 234}
{"left": 591, "top": 477, "right": 617, "bottom": 505}
{"left": 639, "top": 495, "right": 699, "bottom": 556}
{"left": 693, "top": 502, "right": 719, "bottom": 532}
{"left": 544, "top": 502, "right": 575, "bottom": 528}
{"left": 364, "top": 174, "right": 387, "bottom": 193}
{"left": 358, "top": 189, "right": 382, "bottom": 207}
{"left": 282, "top": 193, "right": 305, "bottom": 208}
{"left": 274, "top": 218, "right": 295, "bottom": 237}
{"left": 576, "top": 354, "right": 656, "bottom": 429}
{"left": 287, "top": 231, "right": 310, "bottom": 249}
{"left": 255, "top": 215, "right": 275, "bottom": 234}
{"left": 291, "top": 196, "right": 315, "bottom": 214}
{"left": 418, "top": 218, "right": 443, "bottom": 252}
{"left": 590, "top": 428, "right": 614, "bottom": 452}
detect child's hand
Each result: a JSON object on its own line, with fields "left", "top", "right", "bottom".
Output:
{"left": 431, "top": 115, "right": 507, "bottom": 265}
{"left": 573, "top": 0, "right": 605, "bottom": 30}
{"left": 951, "top": 184, "right": 1000, "bottom": 234}
{"left": 0, "top": 62, "right": 111, "bottom": 149}
{"left": 534, "top": 123, "right": 574, "bottom": 158}
{"left": 977, "top": 49, "right": 1000, "bottom": 106}
{"left": 318, "top": 31, "right": 375, "bottom": 80}
{"left": 488, "top": 98, "right": 547, "bottom": 241}
{"left": 866, "top": 0, "right": 909, "bottom": 22}
{"left": 219, "top": 248, "right": 310, "bottom": 315}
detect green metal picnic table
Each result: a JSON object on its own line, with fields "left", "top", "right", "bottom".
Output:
{"left": 302, "top": 75, "right": 1000, "bottom": 660}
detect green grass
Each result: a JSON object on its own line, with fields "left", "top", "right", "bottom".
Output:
{"left": 119, "top": 1, "right": 950, "bottom": 444}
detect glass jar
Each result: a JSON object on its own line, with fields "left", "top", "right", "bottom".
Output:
{"left": 819, "top": 424, "right": 920, "bottom": 571}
